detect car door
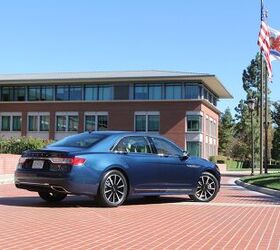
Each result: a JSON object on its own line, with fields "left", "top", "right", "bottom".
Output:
{"left": 149, "top": 136, "right": 193, "bottom": 190}
{"left": 113, "top": 136, "right": 164, "bottom": 192}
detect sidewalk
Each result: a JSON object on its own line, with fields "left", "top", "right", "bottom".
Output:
{"left": 0, "top": 174, "right": 14, "bottom": 185}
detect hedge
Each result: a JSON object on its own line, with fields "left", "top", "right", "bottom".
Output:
{"left": 0, "top": 137, "right": 51, "bottom": 155}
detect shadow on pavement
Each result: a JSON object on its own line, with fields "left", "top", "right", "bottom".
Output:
{"left": 0, "top": 195, "right": 191, "bottom": 208}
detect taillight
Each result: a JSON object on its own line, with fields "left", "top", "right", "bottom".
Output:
{"left": 71, "top": 157, "right": 86, "bottom": 166}
{"left": 17, "top": 157, "right": 27, "bottom": 169}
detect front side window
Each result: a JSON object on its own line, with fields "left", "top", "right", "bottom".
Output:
{"left": 40, "top": 115, "right": 50, "bottom": 131}
{"left": 134, "top": 85, "right": 148, "bottom": 100}
{"left": 12, "top": 116, "right": 21, "bottom": 131}
{"left": 151, "top": 137, "right": 182, "bottom": 156}
{"left": 28, "top": 116, "right": 38, "bottom": 131}
{"left": 114, "top": 136, "right": 151, "bottom": 153}
{"left": 165, "top": 85, "right": 182, "bottom": 99}
{"left": 1, "top": 116, "right": 10, "bottom": 131}
{"left": 187, "top": 115, "right": 202, "bottom": 132}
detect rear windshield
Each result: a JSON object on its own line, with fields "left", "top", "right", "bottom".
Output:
{"left": 49, "top": 133, "right": 107, "bottom": 148}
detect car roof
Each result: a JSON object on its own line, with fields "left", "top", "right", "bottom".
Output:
{"left": 83, "top": 131, "right": 166, "bottom": 138}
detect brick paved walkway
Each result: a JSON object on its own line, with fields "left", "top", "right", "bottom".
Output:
{"left": 0, "top": 175, "right": 279, "bottom": 249}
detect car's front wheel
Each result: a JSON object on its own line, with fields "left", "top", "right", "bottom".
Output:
{"left": 38, "top": 191, "right": 67, "bottom": 202}
{"left": 98, "top": 170, "right": 128, "bottom": 207}
{"left": 189, "top": 172, "right": 219, "bottom": 202}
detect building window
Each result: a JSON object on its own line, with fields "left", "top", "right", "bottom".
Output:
{"left": 134, "top": 85, "right": 148, "bottom": 100}
{"left": 135, "top": 112, "right": 160, "bottom": 132}
{"left": 135, "top": 115, "right": 146, "bottom": 132}
{"left": 165, "top": 85, "right": 182, "bottom": 99}
{"left": 68, "top": 115, "right": 79, "bottom": 131}
{"left": 85, "top": 115, "right": 96, "bottom": 131}
{"left": 0, "top": 114, "right": 22, "bottom": 131}
{"left": 40, "top": 115, "right": 50, "bottom": 131}
{"left": 41, "top": 87, "right": 53, "bottom": 101}
{"left": 12, "top": 116, "right": 21, "bottom": 131}
{"left": 85, "top": 85, "right": 98, "bottom": 100}
{"left": 1, "top": 87, "right": 13, "bottom": 101}
{"left": 56, "top": 86, "right": 69, "bottom": 101}
{"left": 187, "top": 115, "right": 202, "bottom": 132}
{"left": 84, "top": 113, "right": 108, "bottom": 131}
{"left": 56, "top": 113, "right": 79, "bottom": 132}
{"left": 187, "top": 142, "right": 201, "bottom": 157}
{"left": 14, "top": 87, "right": 26, "bottom": 101}
{"left": 185, "top": 85, "right": 201, "bottom": 99}
{"left": 97, "top": 115, "right": 108, "bottom": 131}
{"left": 28, "top": 116, "right": 38, "bottom": 131}
{"left": 98, "top": 86, "right": 112, "bottom": 100}
{"left": 149, "top": 85, "right": 162, "bottom": 100}
{"left": 1, "top": 116, "right": 10, "bottom": 131}
{"left": 56, "top": 115, "right": 67, "bottom": 131}
{"left": 28, "top": 87, "right": 41, "bottom": 101}
{"left": 69, "top": 86, "right": 82, "bottom": 101}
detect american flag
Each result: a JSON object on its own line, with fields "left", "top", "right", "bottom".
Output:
{"left": 258, "top": 1, "right": 272, "bottom": 79}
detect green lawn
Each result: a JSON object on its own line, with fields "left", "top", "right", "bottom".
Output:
{"left": 241, "top": 173, "right": 280, "bottom": 191}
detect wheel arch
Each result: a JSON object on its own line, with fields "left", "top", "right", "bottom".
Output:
{"left": 101, "top": 165, "right": 131, "bottom": 195}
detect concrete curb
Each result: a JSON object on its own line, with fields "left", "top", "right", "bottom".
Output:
{"left": 235, "top": 179, "right": 280, "bottom": 198}
{"left": 0, "top": 174, "right": 14, "bottom": 185}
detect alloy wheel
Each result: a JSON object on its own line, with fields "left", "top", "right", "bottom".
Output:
{"left": 194, "top": 173, "right": 218, "bottom": 202}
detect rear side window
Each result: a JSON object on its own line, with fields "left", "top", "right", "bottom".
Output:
{"left": 50, "top": 133, "right": 107, "bottom": 148}
{"left": 114, "top": 136, "right": 151, "bottom": 153}
{"left": 151, "top": 137, "right": 182, "bottom": 156}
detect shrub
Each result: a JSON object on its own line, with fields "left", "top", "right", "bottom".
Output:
{"left": 0, "top": 137, "right": 51, "bottom": 155}
{"left": 209, "top": 155, "right": 227, "bottom": 164}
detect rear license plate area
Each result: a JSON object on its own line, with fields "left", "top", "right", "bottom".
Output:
{"left": 32, "top": 160, "right": 44, "bottom": 169}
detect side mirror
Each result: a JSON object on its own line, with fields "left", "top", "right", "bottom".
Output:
{"left": 180, "top": 150, "right": 189, "bottom": 160}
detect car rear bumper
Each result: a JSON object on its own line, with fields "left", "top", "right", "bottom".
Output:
{"left": 15, "top": 168, "right": 99, "bottom": 196}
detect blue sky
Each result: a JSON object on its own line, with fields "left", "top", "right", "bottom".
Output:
{"left": 0, "top": 0, "right": 279, "bottom": 113}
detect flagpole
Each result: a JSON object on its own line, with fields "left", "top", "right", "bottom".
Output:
{"left": 259, "top": 0, "right": 264, "bottom": 175}
{"left": 264, "top": 66, "right": 269, "bottom": 174}
{"left": 260, "top": 54, "right": 264, "bottom": 175}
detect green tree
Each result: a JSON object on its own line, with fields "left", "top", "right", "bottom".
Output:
{"left": 271, "top": 102, "right": 280, "bottom": 161}
{"left": 218, "top": 107, "right": 234, "bottom": 156}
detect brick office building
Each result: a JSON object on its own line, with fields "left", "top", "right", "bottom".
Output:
{"left": 0, "top": 70, "right": 232, "bottom": 158}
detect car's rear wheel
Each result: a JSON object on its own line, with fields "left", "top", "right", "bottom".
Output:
{"left": 98, "top": 170, "right": 128, "bottom": 207}
{"left": 38, "top": 191, "right": 67, "bottom": 202}
{"left": 189, "top": 172, "right": 218, "bottom": 202}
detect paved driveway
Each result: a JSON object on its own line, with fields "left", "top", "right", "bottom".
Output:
{"left": 0, "top": 175, "right": 279, "bottom": 250}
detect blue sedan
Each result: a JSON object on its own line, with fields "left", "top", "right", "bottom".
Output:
{"left": 15, "top": 131, "right": 220, "bottom": 207}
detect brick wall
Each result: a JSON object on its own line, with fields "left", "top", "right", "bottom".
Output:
{"left": 0, "top": 154, "right": 20, "bottom": 174}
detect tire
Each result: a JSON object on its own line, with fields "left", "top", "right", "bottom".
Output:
{"left": 189, "top": 172, "right": 219, "bottom": 202}
{"left": 38, "top": 191, "right": 67, "bottom": 202}
{"left": 98, "top": 170, "right": 128, "bottom": 207}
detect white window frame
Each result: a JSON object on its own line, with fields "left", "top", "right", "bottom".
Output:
{"left": 84, "top": 112, "right": 109, "bottom": 131}
{"left": 27, "top": 112, "right": 50, "bottom": 132}
{"left": 134, "top": 111, "right": 160, "bottom": 133}
{"left": 0, "top": 112, "right": 22, "bottom": 132}
{"left": 55, "top": 112, "right": 79, "bottom": 132}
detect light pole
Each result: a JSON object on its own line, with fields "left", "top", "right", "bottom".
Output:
{"left": 247, "top": 99, "right": 256, "bottom": 176}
